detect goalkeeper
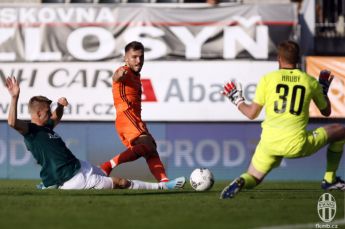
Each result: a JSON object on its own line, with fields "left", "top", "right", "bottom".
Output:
{"left": 220, "top": 40, "right": 345, "bottom": 199}
{"left": 5, "top": 76, "right": 185, "bottom": 190}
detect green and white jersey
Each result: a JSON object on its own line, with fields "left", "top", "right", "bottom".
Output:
{"left": 23, "top": 120, "right": 81, "bottom": 187}
{"left": 253, "top": 69, "right": 327, "bottom": 155}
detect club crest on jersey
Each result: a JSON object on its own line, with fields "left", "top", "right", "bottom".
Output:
{"left": 48, "top": 133, "right": 60, "bottom": 139}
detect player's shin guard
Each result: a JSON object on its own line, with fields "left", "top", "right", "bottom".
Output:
{"left": 145, "top": 154, "right": 169, "bottom": 182}
{"left": 240, "top": 173, "right": 257, "bottom": 189}
{"left": 324, "top": 140, "right": 345, "bottom": 183}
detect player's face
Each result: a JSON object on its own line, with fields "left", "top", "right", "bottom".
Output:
{"left": 38, "top": 104, "right": 52, "bottom": 124}
{"left": 125, "top": 49, "right": 144, "bottom": 74}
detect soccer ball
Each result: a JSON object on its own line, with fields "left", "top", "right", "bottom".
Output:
{"left": 189, "top": 168, "right": 214, "bottom": 191}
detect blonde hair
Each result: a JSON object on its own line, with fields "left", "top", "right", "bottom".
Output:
{"left": 28, "top": 96, "right": 52, "bottom": 113}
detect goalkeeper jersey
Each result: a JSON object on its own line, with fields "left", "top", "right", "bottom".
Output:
{"left": 253, "top": 69, "right": 327, "bottom": 155}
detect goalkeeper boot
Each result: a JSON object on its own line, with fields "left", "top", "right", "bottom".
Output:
{"left": 165, "top": 177, "right": 186, "bottom": 190}
{"left": 321, "top": 177, "right": 345, "bottom": 191}
{"left": 220, "top": 177, "right": 245, "bottom": 199}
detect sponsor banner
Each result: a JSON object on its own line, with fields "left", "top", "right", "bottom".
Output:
{"left": 163, "top": 122, "right": 345, "bottom": 181}
{"left": 1, "top": 121, "right": 342, "bottom": 181}
{"left": 306, "top": 56, "right": 345, "bottom": 118}
{"left": 0, "top": 61, "right": 277, "bottom": 121}
{"left": 0, "top": 4, "right": 297, "bottom": 62}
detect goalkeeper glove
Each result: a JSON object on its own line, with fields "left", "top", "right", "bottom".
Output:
{"left": 318, "top": 70, "right": 334, "bottom": 96}
{"left": 221, "top": 81, "right": 245, "bottom": 107}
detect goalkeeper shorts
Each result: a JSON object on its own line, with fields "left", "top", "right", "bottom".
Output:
{"left": 252, "top": 127, "right": 328, "bottom": 174}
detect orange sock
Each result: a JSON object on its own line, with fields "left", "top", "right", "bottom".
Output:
{"left": 146, "top": 155, "right": 169, "bottom": 182}
{"left": 111, "top": 145, "right": 147, "bottom": 167}
{"left": 111, "top": 144, "right": 168, "bottom": 182}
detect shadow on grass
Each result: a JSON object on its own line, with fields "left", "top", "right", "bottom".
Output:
{"left": 0, "top": 189, "right": 218, "bottom": 197}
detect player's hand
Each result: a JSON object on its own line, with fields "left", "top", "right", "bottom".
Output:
{"left": 221, "top": 81, "right": 245, "bottom": 107}
{"left": 5, "top": 76, "right": 20, "bottom": 98}
{"left": 57, "top": 97, "right": 68, "bottom": 107}
{"left": 318, "top": 70, "right": 334, "bottom": 96}
{"left": 113, "top": 66, "right": 129, "bottom": 82}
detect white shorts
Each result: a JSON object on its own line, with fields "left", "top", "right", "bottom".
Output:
{"left": 59, "top": 160, "right": 113, "bottom": 190}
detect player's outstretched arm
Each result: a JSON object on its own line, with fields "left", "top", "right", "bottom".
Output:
{"left": 221, "top": 80, "right": 262, "bottom": 120}
{"left": 51, "top": 97, "right": 68, "bottom": 127}
{"left": 112, "top": 66, "right": 128, "bottom": 82}
{"left": 6, "top": 76, "right": 28, "bottom": 135}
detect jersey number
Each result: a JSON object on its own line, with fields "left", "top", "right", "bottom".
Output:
{"left": 274, "top": 84, "right": 305, "bottom": 115}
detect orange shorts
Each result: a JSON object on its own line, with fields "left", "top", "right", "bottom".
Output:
{"left": 115, "top": 108, "right": 150, "bottom": 148}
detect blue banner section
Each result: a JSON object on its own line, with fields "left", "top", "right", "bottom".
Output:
{"left": 0, "top": 121, "right": 344, "bottom": 181}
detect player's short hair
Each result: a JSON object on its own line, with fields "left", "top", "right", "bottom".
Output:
{"left": 277, "top": 40, "right": 300, "bottom": 65}
{"left": 28, "top": 96, "right": 52, "bottom": 113}
{"left": 125, "top": 41, "right": 144, "bottom": 53}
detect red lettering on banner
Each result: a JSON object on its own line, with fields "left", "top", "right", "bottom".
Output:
{"left": 141, "top": 79, "right": 157, "bottom": 102}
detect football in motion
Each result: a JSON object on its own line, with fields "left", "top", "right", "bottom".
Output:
{"left": 189, "top": 168, "right": 215, "bottom": 191}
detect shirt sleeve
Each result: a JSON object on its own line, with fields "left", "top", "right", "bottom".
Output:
{"left": 253, "top": 76, "right": 266, "bottom": 106}
{"left": 312, "top": 79, "right": 328, "bottom": 110}
{"left": 23, "top": 123, "right": 36, "bottom": 139}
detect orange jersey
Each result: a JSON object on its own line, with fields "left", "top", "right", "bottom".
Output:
{"left": 112, "top": 66, "right": 142, "bottom": 112}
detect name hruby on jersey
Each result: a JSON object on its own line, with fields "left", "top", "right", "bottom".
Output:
{"left": 254, "top": 69, "right": 327, "bottom": 157}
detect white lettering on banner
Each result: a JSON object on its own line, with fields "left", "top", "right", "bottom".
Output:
{"left": 224, "top": 25, "right": 269, "bottom": 59}
{"left": 67, "top": 27, "right": 115, "bottom": 60}
{"left": 170, "top": 27, "right": 219, "bottom": 59}
{"left": 223, "top": 140, "right": 245, "bottom": 166}
{"left": 25, "top": 28, "right": 62, "bottom": 61}
{"left": 76, "top": 8, "right": 96, "bottom": 23}
{"left": 0, "top": 8, "right": 16, "bottom": 23}
{"left": 124, "top": 27, "right": 167, "bottom": 60}
{"left": 0, "top": 28, "right": 16, "bottom": 61}
{"left": 10, "top": 140, "right": 32, "bottom": 166}
{"left": 175, "top": 140, "right": 194, "bottom": 167}
{"left": 56, "top": 8, "right": 75, "bottom": 22}
{"left": 0, "top": 7, "right": 276, "bottom": 61}
{"left": 95, "top": 8, "right": 114, "bottom": 23}
{"left": 38, "top": 8, "right": 56, "bottom": 23}
{"left": 157, "top": 139, "right": 246, "bottom": 167}
{"left": 19, "top": 8, "right": 36, "bottom": 23}
{"left": 195, "top": 140, "right": 220, "bottom": 167}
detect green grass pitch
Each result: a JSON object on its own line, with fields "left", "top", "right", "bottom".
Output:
{"left": 0, "top": 180, "right": 343, "bottom": 229}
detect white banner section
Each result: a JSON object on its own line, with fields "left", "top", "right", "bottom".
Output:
{"left": 0, "top": 61, "right": 277, "bottom": 121}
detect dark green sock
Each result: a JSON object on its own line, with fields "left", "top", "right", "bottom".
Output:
{"left": 324, "top": 140, "right": 344, "bottom": 183}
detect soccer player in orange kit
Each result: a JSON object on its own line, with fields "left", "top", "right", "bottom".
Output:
{"left": 100, "top": 41, "right": 183, "bottom": 185}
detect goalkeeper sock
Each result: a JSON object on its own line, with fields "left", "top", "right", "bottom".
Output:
{"left": 240, "top": 173, "right": 257, "bottom": 189}
{"left": 128, "top": 180, "right": 165, "bottom": 190}
{"left": 324, "top": 140, "right": 344, "bottom": 183}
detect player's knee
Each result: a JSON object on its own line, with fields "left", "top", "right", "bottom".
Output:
{"left": 327, "top": 124, "right": 345, "bottom": 142}
{"left": 112, "top": 177, "right": 130, "bottom": 189}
